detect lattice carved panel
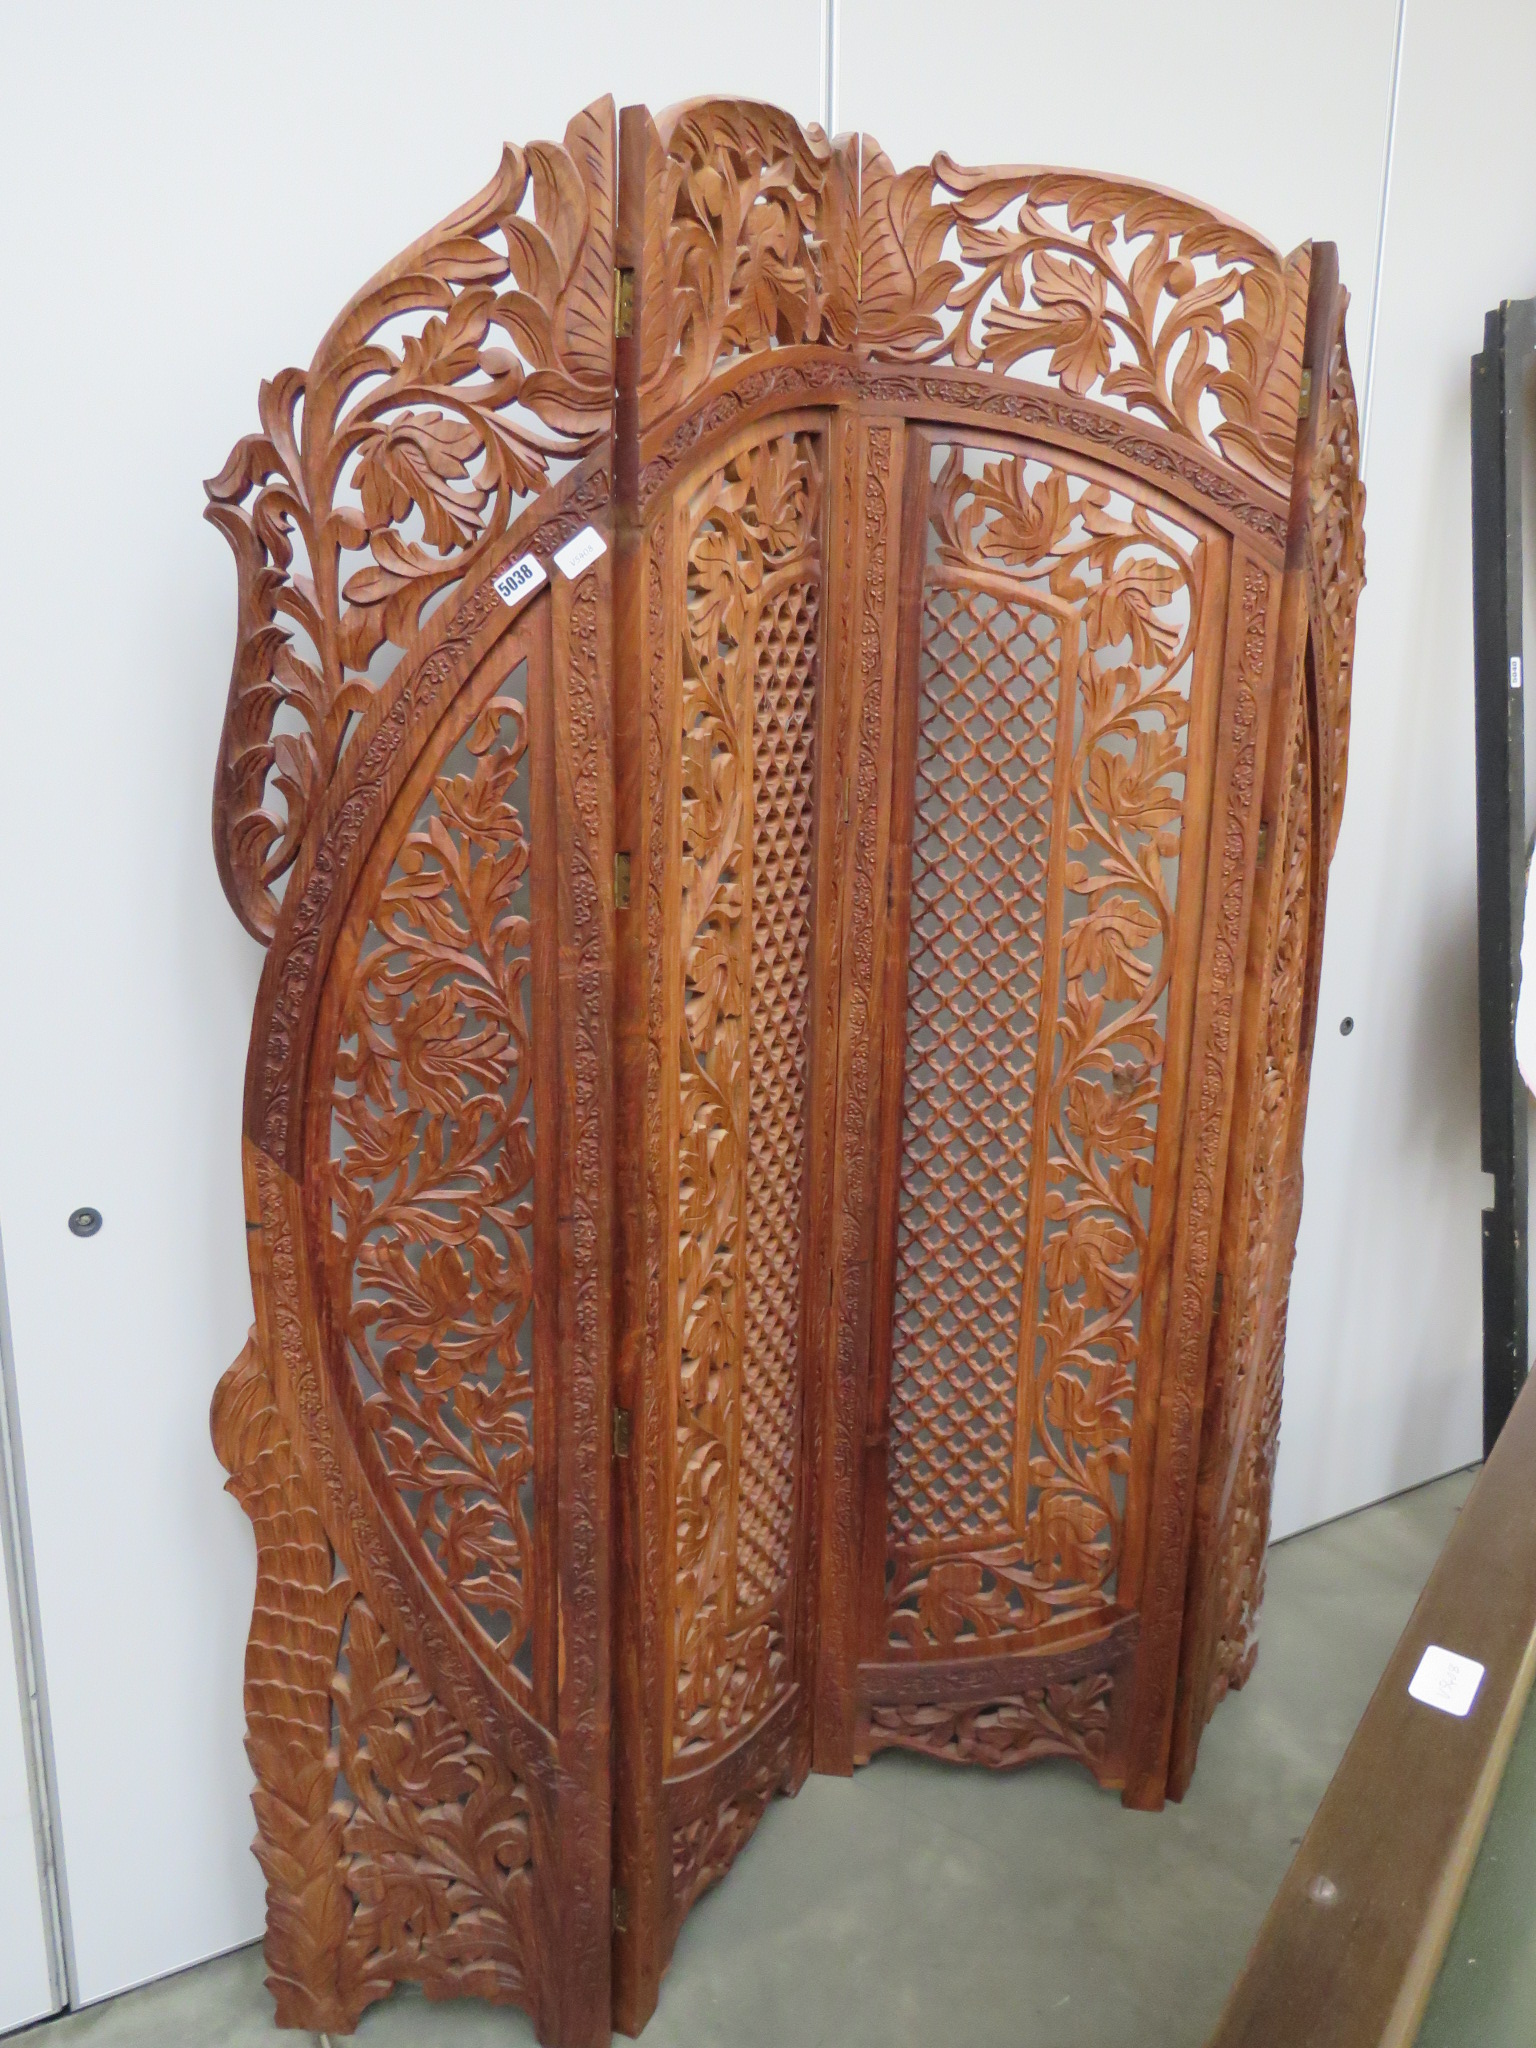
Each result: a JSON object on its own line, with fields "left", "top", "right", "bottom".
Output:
{"left": 886, "top": 589, "right": 1066, "bottom": 1550}
{"left": 326, "top": 684, "right": 543, "bottom": 1691}
{"left": 671, "top": 427, "right": 823, "bottom": 1761}
{"left": 885, "top": 445, "right": 1204, "bottom": 1656}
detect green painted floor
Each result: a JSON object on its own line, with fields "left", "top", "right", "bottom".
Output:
{"left": 1418, "top": 1609, "right": 1536, "bottom": 2045}
{"left": 15, "top": 1469, "right": 1476, "bottom": 2048}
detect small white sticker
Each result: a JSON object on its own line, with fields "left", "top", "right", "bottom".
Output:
{"left": 1408, "top": 1644, "right": 1485, "bottom": 1719}
{"left": 492, "top": 553, "right": 546, "bottom": 607}
{"left": 553, "top": 524, "right": 607, "bottom": 579}
{"left": 1513, "top": 655, "right": 1524, "bottom": 692}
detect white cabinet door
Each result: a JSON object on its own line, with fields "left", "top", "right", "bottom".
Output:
{"left": 0, "top": 1592, "right": 55, "bottom": 2032}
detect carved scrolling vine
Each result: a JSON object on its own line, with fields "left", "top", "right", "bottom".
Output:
{"left": 866, "top": 1670, "right": 1114, "bottom": 1774}
{"left": 857, "top": 144, "right": 1308, "bottom": 497}
{"left": 638, "top": 103, "right": 856, "bottom": 427}
{"left": 327, "top": 693, "right": 539, "bottom": 1681}
{"left": 206, "top": 102, "right": 615, "bottom": 941}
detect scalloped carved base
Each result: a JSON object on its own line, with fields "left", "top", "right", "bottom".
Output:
{"left": 860, "top": 1674, "right": 1116, "bottom": 1778}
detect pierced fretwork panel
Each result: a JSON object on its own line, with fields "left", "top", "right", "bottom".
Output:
{"left": 887, "top": 590, "right": 1066, "bottom": 1550}
{"left": 885, "top": 445, "right": 1204, "bottom": 1656}
{"left": 328, "top": 681, "right": 542, "bottom": 1692}
{"left": 671, "top": 428, "right": 823, "bottom": 1761}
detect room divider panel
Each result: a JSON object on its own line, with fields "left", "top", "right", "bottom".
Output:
{"left": 206, "top": 96, "right": 1364, "bottom": 2046}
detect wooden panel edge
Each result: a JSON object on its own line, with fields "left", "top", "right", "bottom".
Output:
{"left": 1208, "top": 1376, "right": 1536, "bottom": 2048}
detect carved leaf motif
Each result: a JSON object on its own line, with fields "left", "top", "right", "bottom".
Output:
{"left": 335, "top": 1598, "right": 535, "bottom": 2012}
{"left": 639, "top": 101, "right": 856, "bottom": 426}
{"left": 971, "top": 463, "right": 1075, "bottom": 565}
{"left": 207, "top": 103, "right": 615, "bottom": 941}
{"left": 856, "top": 145, "right": 1308, "bottom": 495}
{"left": 982, "top": 250, "right": 1114, "bottom": 393}
{"left": 1062, "top": 893, "right": 1162, "bottom": 1001}
{"left": 865, "top": 1672, "right": 1116, "bottom": 1774}
{"left": 1202, "top": 659, "right": 1316, "bottom": 1724}
{"left": 329, "top": 696, "right": 538, "bottom": 1681}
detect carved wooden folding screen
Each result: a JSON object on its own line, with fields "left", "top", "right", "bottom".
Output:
{"left": 207, "top": 96, "right": 1364, "bottom": 2047}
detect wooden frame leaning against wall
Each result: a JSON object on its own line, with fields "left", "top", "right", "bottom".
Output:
{"left": 203, "top": 95, "right": 1365, "bottom": 2048}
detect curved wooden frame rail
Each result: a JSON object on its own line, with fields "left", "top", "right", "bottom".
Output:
{"left": 205, "top": 97, "right": 1365, "bottom": 2046}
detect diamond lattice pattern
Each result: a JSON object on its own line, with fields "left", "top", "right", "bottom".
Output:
{"left": 738, "top": 576, "right": 819, "bottom": 1610}
{"left": 888, "top": 586, "right": 1065, "bottom": 1544}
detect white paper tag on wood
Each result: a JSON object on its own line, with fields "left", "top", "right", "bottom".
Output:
{"left": 1408, "top": 1644, "right": 1485, "bottom": 1718}
{"left": 492, "top": 553, "right": 546, "bottom": 606}
{"left": 553, "top": 525, "right": 607, "bottom": 579}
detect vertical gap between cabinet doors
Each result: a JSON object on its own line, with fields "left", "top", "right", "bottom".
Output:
{"left": 0, "top": 1223, "right": 75, "bottom": 2008}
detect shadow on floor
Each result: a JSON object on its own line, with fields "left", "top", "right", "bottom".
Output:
{"left": 15, "top": 1469, "right": 1475, "bottom": 2048}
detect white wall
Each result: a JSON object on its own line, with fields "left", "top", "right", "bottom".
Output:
{"left": 0, "top": 3, "right": 821, "bottom": 2007}
{"left": 0, "top": 0, "right": 1526, "bottom": 2009}
{"left": 1275, "top": 0, "right": 1536, "bottom": 1534}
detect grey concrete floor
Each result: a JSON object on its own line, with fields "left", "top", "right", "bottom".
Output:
{"left": 15, "top": 1468, "right": 1476, "bottom": 2048}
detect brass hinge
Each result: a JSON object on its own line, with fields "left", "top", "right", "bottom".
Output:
{"left": 614, "top": 267, "right": 635, "bottom": 339}
{"left": 612, "top": 1883, "right": 630, "bottom": 1932}
{"left": 1212, "top": 1272, "right": 1225, "bottom": 1322}
{"left": 613, "top": 1407, "right": 632, "bottom": 1458}
{"left": 1256, "top": 819, "right": 1269, "bottom": 867}
{"left": 1298, "top": 368, "right": 1312, "bottom": 421}
{"left": 614, "top": 851, "right": 631, "bottom": 909}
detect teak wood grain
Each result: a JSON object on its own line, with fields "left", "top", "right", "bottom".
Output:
{"left": 1209, "top": 1370, "right": 1536, "bottom": 2048}
{"left": 204, "top": 94, "right": 1365, "bottom": 2045}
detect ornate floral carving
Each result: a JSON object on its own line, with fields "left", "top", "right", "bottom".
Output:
{"left": 638, "top": 102, "right": 857, "bottom": 428}
{"left": 333, "top": 1594, "right": 535, "bottom": 2016}
{"left": 207, "top": 102, "right": 614, "bottom": 940}
{"left": 212, "top": 1332, "right": 537, "bottom": 2033}
{"left": 1208, "top": 671, "right": 1313, "bottom": 1708}
{"left": 858, "top": 143, "right": 1308, "bottom": 496}
{"left": 672, "top": 429, "right": 823, "bottom": 1759}
{"left": 886, "top": 447, "right": 1203, "bottom": 1653}
{"left": 1307, "top": 317, "right": 1365, "bottom": 856}
{"left": 865, "top": 1671, "right": 1114, "bottom": 1772}
{"left": 328, "top": 690, "right": 539, "bottom": 1682}
{"left": 670, "top": 1790, "right": 773, "bottom": 1916}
